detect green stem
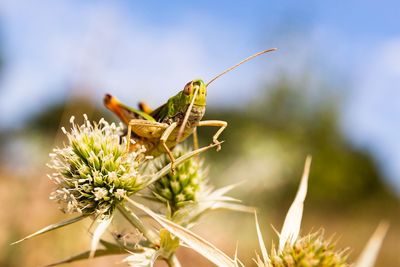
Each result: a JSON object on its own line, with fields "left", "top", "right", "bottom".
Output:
{"left": 166, "top": 254, "right": 182, "bottom": 267}
{"left": 117, "top": 204, "right": 159, "bottom": 244}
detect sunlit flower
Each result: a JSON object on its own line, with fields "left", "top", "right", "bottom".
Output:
{"left": 269, "top": 231, "right": 349, "bottom": 267}
{"left": 48, "top": 115, "right": 146, "bottom": 219}
{"left": 255, "top": 156, "right": 388, "bottom": 267}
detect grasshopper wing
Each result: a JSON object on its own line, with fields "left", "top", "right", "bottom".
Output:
{"left": 104, "top": 94, "right": 156, "bottom": 124}
{"left": 150, "top": 102, "right": 170, "bottom": 122}
{"left": 104, "top": 94, "right": 167, "bottom": 140}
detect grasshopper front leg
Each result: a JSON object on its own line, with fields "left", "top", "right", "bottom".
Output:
{"left": 192, "top": 127, "right": 199, "bottom": 150}
{"left": 197, "top": 120, "right": 228, "bottom": 151}
{"left": 160, "top": 122, "right": 178, "bottom": 172}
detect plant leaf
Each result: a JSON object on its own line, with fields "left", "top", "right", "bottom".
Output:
{"left": 254, "top": 211, "right": 269, "bottom": 264}
{"left": 89, "top": 216, "right": 113, "bottom": 258}
{"left": 233, "top": 241, "right": 245, "bottom": 267}
{"left": 279, "top": 155, "right": 312, "bottom": 252}
{"left": 124, "top": 197, "right": 237, "bottom": 267}
{"left": 117, "top": 204, "right": 159, "bottom": 244}
{"left": 210, "top": 202, "right": 255, "bottom": 213}
{"left": 11, "top": 214, "right": 88, "bottom": 245}
{"left": 354, "top": 221, "right": 389, "bottom": 267}
{"left": 45, "top": 242, "right": 131, "bottom": 267}
{"left": 209, "top": 182, "right": 242, "bottom": 197}
{"left": 253, "top": 253, "right": 266, "bottom": 267}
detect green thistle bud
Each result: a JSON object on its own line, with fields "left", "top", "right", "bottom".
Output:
{"left": 151, "top": 146, "right": 208, "bottom": 215}
{"left": 149, "top": 145, "right": 251, "bottom": 227}
{"left": 48, "top": 115, "right": 146, "bottom": 219}
{"left": 270, "top": 231, "right": 349, "bottom": 267}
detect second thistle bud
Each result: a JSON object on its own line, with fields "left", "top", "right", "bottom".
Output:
{"left": 152, "top": 146, "right": 207, "bottom": 215}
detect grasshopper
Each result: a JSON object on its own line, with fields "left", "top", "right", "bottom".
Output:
{"left": 104, "top": 48, "right": 276, "bottom": 171}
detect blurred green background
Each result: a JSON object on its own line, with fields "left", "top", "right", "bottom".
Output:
{"left": 0, "top": 1, "right": 399, "bottom": 266}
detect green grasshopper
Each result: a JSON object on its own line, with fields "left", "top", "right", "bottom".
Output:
{"left": 104, "top": 48, "right": 276, "bottom": 170}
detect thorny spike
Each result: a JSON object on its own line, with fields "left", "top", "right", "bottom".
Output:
{"left": 206, "top": 48, "right": 277, "bottom": 87}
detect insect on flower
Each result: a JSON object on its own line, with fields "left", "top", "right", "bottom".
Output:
{"left": 104, "top": 48, "right": 277, "bottom": 171}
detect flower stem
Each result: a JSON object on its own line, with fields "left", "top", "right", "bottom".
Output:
{"left": 166, "top": 254, "right": 182, "bottom": 267}
{"left": 117, "top": 204, "right": 159, "bottom": 244}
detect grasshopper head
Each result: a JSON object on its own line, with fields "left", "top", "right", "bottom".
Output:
{"left": 183, "top": 79, "right": 206, "bottom": 106}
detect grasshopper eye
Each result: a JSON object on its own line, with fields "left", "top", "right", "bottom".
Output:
{"left": 183, "top": 81, "right": 193, "bottom": 95}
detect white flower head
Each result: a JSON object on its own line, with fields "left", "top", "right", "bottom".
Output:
{"left": 123, "top": 247, "right": 158, "bottom": 267}
{"left": 48, "top": 116, "right": 145, "bottom": 219}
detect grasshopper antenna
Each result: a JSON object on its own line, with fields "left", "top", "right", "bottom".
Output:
{"left": 176, "top": 86, "right": 199, "bottom": 143}
{"left": 177, "top": 48, "right": 277, "bottom": 144}
{"left": 206, "top": 48, "right": 277, "bottom": 87}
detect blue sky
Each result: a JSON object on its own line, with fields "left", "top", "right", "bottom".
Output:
{"left": 0, "top": 0, "right": 399, "bottom": 192}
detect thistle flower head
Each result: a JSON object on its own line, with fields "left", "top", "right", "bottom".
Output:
{"left": 48, "top": 115, "right": 146, "bottom": 219}
{"left": 269, "top": 231, "right": 349, "bottom": 267}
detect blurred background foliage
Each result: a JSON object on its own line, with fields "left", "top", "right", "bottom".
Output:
{"left": 0, "top": 1, "right": 399, "bottom": 266}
